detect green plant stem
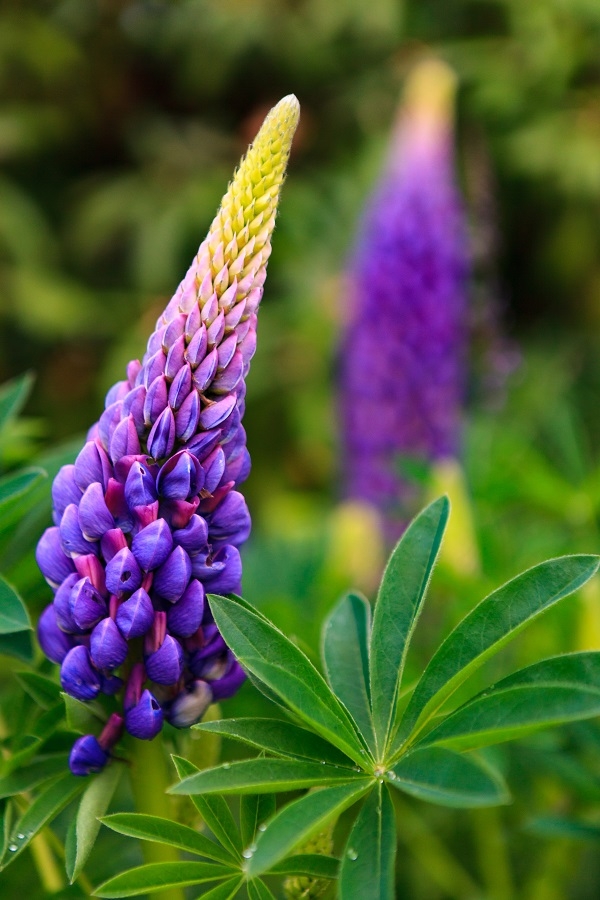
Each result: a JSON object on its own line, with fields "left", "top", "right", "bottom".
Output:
{"left": 471, "top": 808, "right": 513, "bottom": 900}
{"left": 127, "top": 735, "right": 185, "bottom": 900}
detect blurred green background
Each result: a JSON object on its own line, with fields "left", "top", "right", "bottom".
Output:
{"left": 4, "top": 0, "right": 600, "bottom": 897}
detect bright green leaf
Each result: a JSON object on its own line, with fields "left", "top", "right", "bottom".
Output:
{"left": 339, "top": 784, "right": 396, "bottom": 900}
{"left": 195, "top": 718, "right": 352, "bottom": 767}
{"left": 172, "top": 756, "right": 242, "bottom": 858}
{"left": 171, "top": 758, "right": 365, "bottom": 796}
{"left": 420, "top": 652, "right": 600, "bottom": 751}
{"left": 389, "top": 747, "right": 510, "bottom": 808}
{"left": 62, "top": 692, "right": 107, "bottom": 734}
{"left": 0, "top": 753, "right": 69, "bottom": 799}
{"left": 247, "top": 879, "right": 277, "bottom": 900}
{"left": 94, "top": 861, "right": 232, "bottom": 897}
{"left": 269, "top": 853, "right": 339, "bottom": 878}
{"left": 66, "top": 762, "right": 124, "bottom": 882}
{"left": 101, "top": 813, "right": 238, "bottom": 866}
{"left": 0, "top": 373, "right": 34, "bottom": 435}
{"left": 526, "top": 816, "right": 600, "bottom": 841}
{"left": 0, "top": 468, "right": 46, "bottom": 532}
{"left": 370, "top": 497, "right": 449, "bottom": 753}
{"left": 322, "top": 592, "right": 375, "bottom": 748}
{"left": 15, "top": 672, "right": 61, "bottom": 709}
{"left": 0, "top": 629, "right": 33, "bottom": 662}
{"left": 392, "top": 554, "right": 599, "bottom": 756}
{"left": 0, "top": 575, "right": 31, "bottom": 634}
{"left": 191, "top": 877, "right": 243, "bottom": 900}
{"left": 245, "top": 781, "right": 371, "bottom": 878}
{"left": 240, "top": 794, "right": 276, "bottom": 848}
{"left": 208, "top": 595, "right": 369, "bottom": 766}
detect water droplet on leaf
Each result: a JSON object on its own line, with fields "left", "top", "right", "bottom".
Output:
{"left": 346, "top": 847, "right": 358, "bottom": 861}
{"left": 8, "top": 844, "right": 17, "bottom": 852}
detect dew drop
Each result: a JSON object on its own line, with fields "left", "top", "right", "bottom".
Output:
{"left": 258, "top": 823, "right": 267, "bottom": 832}
{"left": 8, "top": 844, "right": 17, "bottom": 852}
{"left": 352, "top": 766, "right": 361, "bottom": 773}
{"left": 386, "top": 771, "right": 397, "bottom": 781}
{"left": 320, "top": 760, "right": 326, "bottom": 765}
{"left": 346, "top": 847, "right": 358, "bottom": 861}
{"left": 222, "top": 763, "right": 230, "bottom": 770}
{"left": 16, "top": 832, "right": 25, "bottom": 840}
{"left": 242, "top": 849, "right": 253, "bottom": 859}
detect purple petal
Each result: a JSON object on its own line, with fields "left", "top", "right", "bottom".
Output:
{"left": 131, "top": 519, "right": 173, "bottom": 571}
{"left": 168, "top": 364, "right": 193, "bottom": 411}
{"left": 216, "top": 333, "right": 237, "bottom": 370}
{"left": 100, "top": 527, "right": 128, "bottom": 563}
{"left": 74, "top": 553, "right": 107, "bottom": 595}
{"left": 153, "top": 546, "right": 192, "bottom": 603}
{"left": 105, "top": 547, "right": 142, "bottom": 595}
{"left": 144, "top": 375, "right": 168, "bottom": 427}
{"left": 224, "top": 448, "right": 251, "bottom": 486}
{"left": 192, "top": 347, "right": 218, "bottom": 392}
{"left": 163, "top": 313, "right": 186, "bottom": 349}
{"left": 206, "top": 311, "right": 225, "bottom": 348}
{"left": 69, "top": 735, "right": 108, "bottom": 776}
{"left": 211, "top": 658, "right": 246, "bottom": 700}
{"left": 142, "top": 349, "right": 166, "bottom": 386}
{"left": 124, "top": 689, "right": 164, "bottom": 740}
{"left": 53, "top": 573, "right": 80, "bottom": 632}
{"left": 74, "top": 443, "right": 113, "bottom": 493}
{"left": 70, "top": 577, "right": 107, "bottom": 630}
{"left": 164, "top": 680, "right": 213, "bottom": 728}
{"left": 122, "top": 384, "right": 147, "bottom": 435}
{"left": 124, "top": 460, "right": 157, "bottom": 510}
{"left": 116, "top": 588, "right": 154, "bottom": 639}
{"left": 174, "top": 390, "right": 200, "bottom": 442}
{"left": 239, "top": 326, "right": 257, "bottom": 365}
{"left": 166, "top": 579, "right": 205, "bottom": 637}
{"left": 110, "top": 415, "right": 141, "bottom": 463}
{"left": 210, "top": 351, "right": 244, "bottom": 395}
{"left": 147, "top": 407, "right": 176, "bottom": 460}
{"left": 36, "top": 527, "right": 76, "bottom": 588}
{"left": 105, "top": 478, "right": 133, "bottom": 531}
{"left": 90, "top": 617, "right": 129, "bottom": 669}
{"left": 60, "top": 646, "right": 100, "bottom": 701}
{"left": 172, "top": 515, "right": 208, "bottom": 555}
{"left": 156, "top": 450, "right": 204, "bottom": 501}
{"left": 145, "top": 635, "right": 183, "bottom": 684}
{"left": 98, "top": 401, "right": 122, "bottom": 452}
{"left": 185, "top": 323, "right": 208, "bottom": 368}
{"left": 37, "top": 604, "right": 75, "bottom": 664}
{"left": 185, "top": 303, "right": 201, "bottom": 341}
{"left": 60, "top": 504, "right": 96, "bottom": 557}
{"left": 78, "top": 483, "right": 114, "bottom": 540}
{"left": 202, "top": 447, "right": 226, "bottom": 494}
{"left": 52, "top": 465, "right": 82, "bottom": 519}
{"left": 198, "top": 396, "right": 235, "bottom": 431}
{"left": 165, "top": 334, "right": 186, "bottom": 379}
{"left": 201, "top": 544, "right": 242, "bottom": 594}
{"left": 208, "top": 491, "right": 251, "bottom": 547}
{"left": 182, "top": 428, "right": 222, "bottom": 463}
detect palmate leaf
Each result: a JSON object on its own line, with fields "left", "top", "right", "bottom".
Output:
{"left": 247, "top": 880, "right": 277, "bottom": 900}
{"left": 245, "top": 782, "right": 371, "bottom": 879}
{"left": 0, "top": 753, "right": 69, "bottom": 799}
{"left": 269, "top": 853, "right": 340, "bottom": 878}
{"left": 0, "top": 574, "right": 31, "bottom": 634}
{"left": 339, "top": 783, "right": 396, "bottom": 900}
{"left": 15, "top": 671, "right": 62, "bottom": 709}
{"left": 391, "top": 554, "right": 600, "bottom": 757}
{"left": 101, "top": 813, "right": 237, "bottom": 865}
{"left": 420, "top": 652, "right": 600, "bottom": 751}
{"left": 388, "top": 747, "right": 510, "bottom": 808}
{"left": 240, "top": 795, "right": 276, "bottom": 849}
{"left": 66, "top": 761, "right": 124, "bottom": 882}
{"left": 370, "top": 497, "right": 449, "bottom": 754}
{"left": 172, "top": 756, "right": 242, "bottom": 858}
{"left": 191, "top": 878, "right": 243, "bottom": 900}
{"left": 95, "top": 861, "right": 235, "bottom": 898}
{"left": 170, "top": 758, "right": 365, "bottom": 796}
{"left": 322, "top": 591, "right": 375, "bottom": 747}
{"left": 195, "top": 718, "right": 352, "bottom": 766}
{"left": 0, "top": 372, "right": 34, "bottom": 436}
{"left": 207, "top": 594, "right": 370, "bottom": 766}
{"left": 0, "top": 467, "right": 46, "bottom": 533}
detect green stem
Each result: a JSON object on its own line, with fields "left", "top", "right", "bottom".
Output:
{"left": 127, "top": 735, "right": 185, "bottom": 900}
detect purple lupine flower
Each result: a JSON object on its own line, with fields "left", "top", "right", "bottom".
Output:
{"left": 36, "top": 96, "right": 300, "bottom": 774}
{"left": 339, "top": 59, "right": 469, "bottom": 538}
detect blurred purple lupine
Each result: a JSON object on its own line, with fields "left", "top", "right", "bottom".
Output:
{"left": 36, "top": 96, "right": 299, "bottom": 775}
{"left": 339, "top": 59, "right": 469, "bottom": 538}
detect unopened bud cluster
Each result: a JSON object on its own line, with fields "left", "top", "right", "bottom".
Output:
{"left": 36, "top": 96, "right": 300, "bottom": 775}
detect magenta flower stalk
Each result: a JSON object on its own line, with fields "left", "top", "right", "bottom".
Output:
{"left": 339, "top": 59, "right": 469, "bottom": 539}
{"left": 36, "top": 95, "right": 300, "bottom": 775}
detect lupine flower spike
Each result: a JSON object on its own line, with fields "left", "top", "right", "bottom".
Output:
{"left": 37, "top": 95, "right": 300, "bottom": 775}
{"left": 339, "top": 59, "right": 469, "bottom": 540}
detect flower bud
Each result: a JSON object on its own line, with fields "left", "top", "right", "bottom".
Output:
{"left": 125, "top": 689, "right": 164, "bottom": 740}
{"left": 105, "top": 547, "right": 142, "bottom": 595}
{"left": 157, "top": 451, "right": 204, "bottom": 501}
{"left": 116, "top": 587, "right": 154, "bottom": 639}
{"left": 37, "top": 604, "right": 75, "bottom": 664}
{"left": 132, "top": 518, "right": 173, "bottom": 571}
{"left": 70, "top": 577, "right": 107, "bottom": 631}
{"left": 145, "top": 634, "right": 184, "bottom": 684}
{"left": 153, "top": 546, "right": 192, "bottom": 602}
{"left": 148, "top": 407, "right": 176, "bottom": 460}
{"left": 61, "top": 645, "right": 101, "bottom": 701}
{"left": 79, "top": 483, "right": 114, "bottom": 541}
{"left": 69, "top": 735, "right": 108, "bottom": 776}
{"left": 165, "top": 680, "right": 213, "bottom": 728}
{"left": 36, "top": 527, "right": 76, "bottom": 588}
{"left": 166, "top": 579, "right": 205, "bottom": 637}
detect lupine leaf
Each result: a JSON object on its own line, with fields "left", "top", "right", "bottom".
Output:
{"left": 101, "top": 813, "right": 239, "bottom": 866}
{"left": 172, "top": 756, "right": 242, "bottom": 858}
{"left": 526, "top": 816, "right": 600, "bottom": 841}
{"left": 0, "top": 468, "right": 46, "bottom": 532}
{"left": 191, "top": 878, "right": 243, "bottom": 900}
{"left": 420, "top": 652, "right": 600, "bottom": 751}
{"left": 0, "top": 771, "right": 85, "bottom": 869}
{"left": 94, "top": 861, "right": 233, "bottom": 897}
{"left": 15, "top": 672, "right": 62, "bottom": 709}
{"left": 245, "top": 781, "right": 371, "bottom": 878}
{"left": 0, "top": 753, "right": 69, "bottom": 799}
{"left": 389, "top": 747, "right": 510, "bottom": 808}
{"left": 0, "top": 575, "right": 31, "bottom": 634}
{"left": 195, "top": 718, "right": 353, "bottom": 767}
{"left": 0, "top": 373, "right": 34, "bottom": 435}
{"left": 370, "top": 497, "right": 449, "bottom": 752}
{"left": 171, "top": 758, "right": 365, "bottom": 796}
{"left": 208, "top": 595, "right": 370, "bottom": 766}
{"left": 269, "top": 853, "right": 340, "bottom": 878}
{"left": 0, "top": 630, "right": 33, "bottom": 662}
{"left": 66, "top": 762, "right": 124, "bottom": 882}
{"left": 322, "top": 592, "right": 375, "bottom": 747}
{"left": 247, "top": 880, "right": 277, "bottom": 900}
{"left": 391, "top": 554, "right": 600, "bottom": 756}
{"left": 62, "top": 692, "right": 107, "bottom": 733}
{"left": 339, "top": 783, "right": 396, "bottom": 900}
{"left": 240, "top": 795, "right": 276, "bottom": 849}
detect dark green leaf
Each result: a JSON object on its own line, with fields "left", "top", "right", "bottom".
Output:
{"left": 0, "top": 575, "right": 31, "bottom": 634}
{"left": 191, "top": 878, "right": 243, "bottom": 900}
{"left": 0, "top": 753, "right": 69, "bottom": 799}
{"left": 172, "top": 756, "right": 242, "bottom": 858}
{"left": 247, "top": 880, "right": 276, "bottom": 900}
{"left": 421, "top": 652, "right": 600, "bottom": 751}
{"left": 370, "top": 497, "right": 449, "bottom": 753}
{"left": 339, "top": 784, "right": 396, "bottom": 900}
{"left": 526, "top": 816, "right": 600, "bottom": 841}
{"left": 240, "top": 795, "right": 276, "bottom": 848}
{"left": 269, "top": 853, "right": 339, "bottom": 878}
{"left": 195, "top": 718, "right": 352, "bottom": 767}
{"left": 208, "top": 595, "right": 369, "bottom": 766}
{"left": 0, "top": 800, "right": 12, "bottom": 859}
{"left": 0, "top": 630, "right": 33, "bottom": 662}
{"left": 94, "top": 861, "right": 233, "bottom": 897}
{"left": 16, "top": 672, "right": 62, "bottom": 709}
{"left": 101, "top": 813, "right": 238, "bottom": 866}
{"left": 392, "top": 554, "right": 599, "bottom": 756}
{"left": 322, "top": 592, "right": 375, "bottom": 747}
{"left": 0, "top": 771, "right": 85, "bottom": 869}
{"left": 171, "top": 758, "right": 365, "bottom": 796}
{"left": 245, "top": 781, "right": 371, "bottom": 878}
{"left": 0, "top": 468, "right": 46, "bottom": 531}
{"left": 0, "top": 373, "right": 34, "bottom": 435}
{"left": 389, "top": 747, "right": 510, "bottom": 808}
{"left": 62, "top": 692, "right": 107, "bottom": 733}
{"left": 66, "top": 762, "right": 124, "bottom": 882}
